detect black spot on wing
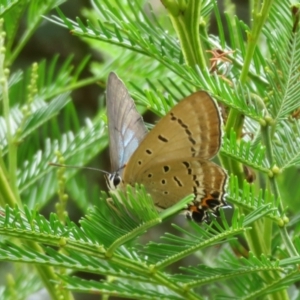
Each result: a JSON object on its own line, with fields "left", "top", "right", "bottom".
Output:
{"left": 158, "top": 135, "right": 168, "bottom": 142}
{"left": 163, "top": 166, "right": 170, "bottom": 173}
{"left": 173, "top": 176, "right": 183, "bottom": 187}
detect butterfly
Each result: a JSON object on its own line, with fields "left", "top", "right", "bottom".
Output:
{"left": 105, "top": 72, "right": 228, "bottom": 222}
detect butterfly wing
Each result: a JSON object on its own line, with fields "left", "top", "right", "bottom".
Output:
{"left": 121, "top": 91, "right": 227, "bottom": 220}
{"left": 127, "top": 157, "right": 227, "bottom": 220}
{"left": 123, "top": 91, "right": 222, "bottom": 181}
{"left": 106, "top": 72, "right": 148, "bottom": 174}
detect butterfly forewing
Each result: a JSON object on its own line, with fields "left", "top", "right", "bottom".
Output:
{"left": 163, "top": 91, "right": 222, "bottom": 160}
{"left": 123, "top": 91, "right": 222, "bottom": 181}
{"left": 106, "top": 72, "right": 147, "bottom": 174}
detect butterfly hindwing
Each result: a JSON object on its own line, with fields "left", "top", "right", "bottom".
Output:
{"left": 127, "top": 157, "right": 227, "bottom": 212}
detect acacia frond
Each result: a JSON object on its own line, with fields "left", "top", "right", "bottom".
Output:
{"left": 221, "top": 130, "right": 269, "bottom": 173}
{"left": 227, "top": 175, "right": 281, "bottom": 224}
{"left": 18, "top": 118, "right": 107, "bottom": 207}
{"left": 273, "top": 120, "right": 300, "bottom": 169}
{"left": 264, "top": 2, "right": 300, "bottom": 122}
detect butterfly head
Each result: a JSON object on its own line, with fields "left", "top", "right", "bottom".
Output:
{"left": 106, "top": 172, "right": 123, "bottom": 190}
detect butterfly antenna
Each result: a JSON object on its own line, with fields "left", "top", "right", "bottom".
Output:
{"left": 116, "top": 164, "right": 126, "bottom": 174}
{"left": 49, "top": 162, "right": 110, "bottom": 175}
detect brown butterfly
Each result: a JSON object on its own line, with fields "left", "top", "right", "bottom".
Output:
{"left": 106, "top": 72, "right": 228, "bottom": 222}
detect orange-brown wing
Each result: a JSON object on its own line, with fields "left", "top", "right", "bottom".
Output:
{"left": 123, "top": 91, "right": 222, "bottom": 183}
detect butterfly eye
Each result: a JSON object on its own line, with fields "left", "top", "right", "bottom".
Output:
{"left": 106, "top": 173, "right": 122, "bottom": 190}
{"left": 113, "top": 175, "right": 121, "bottom": 187}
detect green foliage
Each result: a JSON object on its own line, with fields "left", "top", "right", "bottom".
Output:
{"left": 1, "top": 0, "right": 300, "bottom": 299}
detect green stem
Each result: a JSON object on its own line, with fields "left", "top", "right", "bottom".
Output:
{"left": 245, "top": 219, "right": 270, "bottom": 256}
{"left": 260, "top": 124, "right": 295, "bottom": 300}
{"left": 161, "top": 0, "right": 206, "bottom": 70}
{"left": 0, "top": 18, "right": 74, "bottom": 300}
{"left": 0, "top": 164, "right": 16, "bottom": 207}
{"left": 45, "top": 74, "right": 108, "bottom": 100}
{"left": 243, "top": 269, "right": 298, "bottom": 300}
{"left": 225, "top": 0, "right": 274, "bottom": 136}
{"left": 155, "top": 228, "right": 245, "bottom": 270}
{"left": 0, "top": 30, "right": 20, "bottom": 205}
{"left": 28, "top": 241, "right": 74, "bottom": 300}
{"left": 221, "top": 2, "right": 275, "bottom": 251}
{"left": 4, "top": 78, "right": 19, "bottom": 201}
{"left": 151, "top": 272, "right": 201, "bottom": 300}
{"left": 221, "top": 2, "right": 286, "bottom": 298}
{"left": 108, "top": 255, "right": 200, "bottom": 299}
{"left": 106, "top": 218, "right": 161, "bottom": 257}
{"left": 223, "top": 0, "right": 274, "bottom": 243}
{"left": 261, "top": 125, "right": 299, "bottom": 257}
{"left": 7, "top": 2, "right": 55, "bottom": 66}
